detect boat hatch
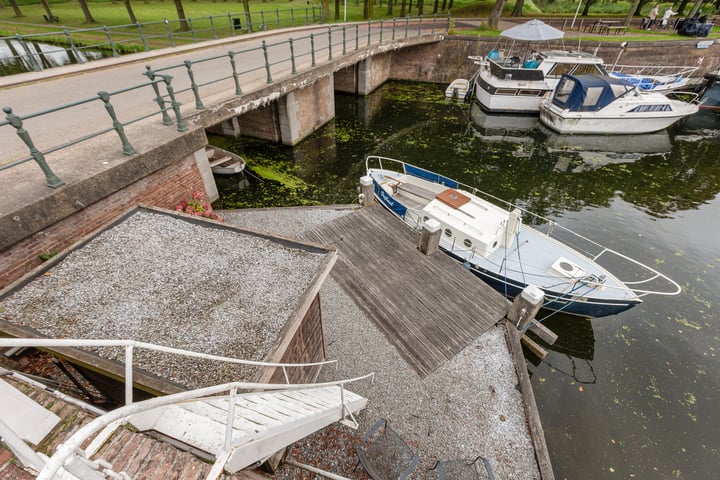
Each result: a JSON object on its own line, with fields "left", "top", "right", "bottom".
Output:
{"left": 436, "top": 189, "right": 471, "bottom": 209}
{"left": 550, "top": 257, "right": 586, "bottom": 279}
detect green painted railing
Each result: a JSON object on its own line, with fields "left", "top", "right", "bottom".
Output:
{"left": 1, "top": 16, "right": 450, "bottom": 189}
{"left": 0, "top": 6, "right": 323, "bottom": 73}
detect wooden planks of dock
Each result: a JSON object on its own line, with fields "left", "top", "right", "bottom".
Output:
{"left": 302, "top": 205, "right": 507, "bottom": 377}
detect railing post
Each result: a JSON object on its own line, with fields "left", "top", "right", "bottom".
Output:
{"left": 163, "top": 18, "right": 175, "bottom": 47}
{"left": 342, "top": 26, "right": 346, "bottom": 55}
{"left": 367, "top": 20, "right": 371, "bottom": 46}
{"left": 276, "top": 8, "right": 281, "bottom": 29}
{"left": 405, "top": 15, "right": 409, "bottom": 38}
{"left": 305, "top": 6, "right": 309, "bottom": 25}
{"left": 289, "top": 38, "right": 297, "bottom": 75}
{"left": 209, "top": 15, "right": 217, "bottom": 39}
{"left": 162, "top": 75, "right": 188, "bottom": 132}
{"left": 63, "top": 29, "right": 84, "bottom": 63}
{"left": 188, "top": 18, "right": 197, "bottom": 43}
{"left": 262, "top": 40, "right": 273, "bottom": 83}
{"left": 379, "top": 19, "right": 384, "bottom": 43}
{"left": 291, "top": 8, "right": 295, "bottom": 27}
{"left": 245, "top": 11, "right": 252, "bottom": 33}
{"left": 183, "top": 60, "right": 204, "bottom": 109}
{"left": 260, "top": 11, "right": 266, "bottom": 30}
{"left": 228, "top": 51, "right": 242, "bottom": 95}
{"left": 103, "top": 26, "right": 118, "bottom": 57}
{"left": 144, "top": 66, "right": 172, "bottom": 125}
{"left": 15, "top": 34, "right": 41, "bottom": 72}
{"left": 224, "top": 387, "right": 237, "bottom": 451}
{"left": 3, "top": 107, "right": 64, "bottom": 188}
{"left": 355, "top": 24, "right": 359, "bottom": 51}
{"left": 98, "top": 91, "right": 135, "bottom": 156}
{"left": 327, "top": 27, "right": 333, "bottom": 60}
{"left": 392, "top": 18, "right": 397, "bottom": 40}
{"left": 228, "top": 13, "right": 236, "bottom": 36}
{"left": 136, "top": 23, "right": 149, "bottom": 52}
{"left": 124, "top": 344, "right": 134, "bottom": 406}
{"left": 418, "top": 15, "right": 423, "bottom": 36}
{"left": 310, "top": 33, "right": 316, "bottom": 67}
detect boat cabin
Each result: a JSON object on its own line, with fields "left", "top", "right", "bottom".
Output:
{"left": 550, "top": 74, "right": 639, "bottom": 111}
{"left": 421, "top": 188, "right": 520, "bottom": 257}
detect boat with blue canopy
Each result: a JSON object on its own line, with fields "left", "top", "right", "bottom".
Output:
{"left": 539, "top": 74, "right": 698, "bottom": 134}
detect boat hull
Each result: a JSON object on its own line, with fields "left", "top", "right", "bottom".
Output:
{"left": 539, "top": 103, "right": 695, "bottom": 134}
{"left": 446, "top": 251, "right": 641, "bottom": 317}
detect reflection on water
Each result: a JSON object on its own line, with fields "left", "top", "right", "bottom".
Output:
{"left": 214, "top": 81, "right": 720, "bottom": 479}
{"left": 0, "top": 38, "right": 108, "bottom": 76}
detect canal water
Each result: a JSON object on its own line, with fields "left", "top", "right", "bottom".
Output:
{"left": 0, "top": 38, "right": 108, "bottom": 76}
{"left": 212, "top": 81, "right": 720, "bottom": 480}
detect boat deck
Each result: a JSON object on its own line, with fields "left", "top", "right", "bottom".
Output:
{"left": 301, "top": 205, "right": 507, "bottom": 377}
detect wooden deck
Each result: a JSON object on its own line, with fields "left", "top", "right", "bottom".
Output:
{"left": 302, "top": 205, "right": 507, "bottom": 377}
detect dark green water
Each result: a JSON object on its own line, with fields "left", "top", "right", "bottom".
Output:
{"left": 212, "top": 82, "right": 720, "bottom": 479}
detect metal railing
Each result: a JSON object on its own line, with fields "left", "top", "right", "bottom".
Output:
{"left": 35, "top": 373, "right": 374, "bottom": 480}
{"left": 0, "top": 337, "right": 339, "bottom": 406}
{"left": 0, "top": 6, "right": 323, "bottom": 74}
{"left": 1, "top": 16, "right": 450, "bottom": 189}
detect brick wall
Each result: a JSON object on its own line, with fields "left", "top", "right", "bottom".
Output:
{"left": 0, "top": 155, "right": 207, "bottom": 291}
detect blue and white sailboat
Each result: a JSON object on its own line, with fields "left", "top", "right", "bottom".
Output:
{"left": 366, "top": 156, "right": 681, "bottom": 318}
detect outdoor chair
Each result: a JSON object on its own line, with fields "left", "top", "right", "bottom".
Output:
{"left": 431, "top": 456, "right": 495, "bottom": 480}
{"left": 355, "top": 418, "right": 420, "bottom": 480}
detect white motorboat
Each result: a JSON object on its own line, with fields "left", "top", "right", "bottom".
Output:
{"left": 608, "top": 65, "right": 699, "bottom": 93}
{"left": 445, "top": 78, "right": 470, "bottom": 100}
{"left": 539, "top": 74, "right": 699, "bottom": 134}
{"left": 365, "top": 156, "right": 681, "bottom": 318}
{"left": 474, "top": 50, "right": 608, "bottom": 114}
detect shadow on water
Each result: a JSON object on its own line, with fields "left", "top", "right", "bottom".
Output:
{"left": 212, "top": 81, "right": 720, "bottom": 478}
{"left": 0, "top": 38, "right": 108, "bottom": 76}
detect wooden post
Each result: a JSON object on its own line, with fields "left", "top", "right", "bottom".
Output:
{"left": 507, "top": 285, "right": 544, "bottom": 331}
{"left": 507, "top": 285, "right": 549, "bottom": 359}
{"left": 418, "top": 218, "right": 441, "bottom": 255}
{"left": 359, "top": 176, "right": 374, "bottom": 207}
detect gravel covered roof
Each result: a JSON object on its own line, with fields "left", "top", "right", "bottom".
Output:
{"left": 0, "top": 207, "right": 331, "bottom": 389}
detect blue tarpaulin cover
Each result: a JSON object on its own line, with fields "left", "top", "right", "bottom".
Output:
{"left": 551, "top": 74, "right": 635, "bottom": 112}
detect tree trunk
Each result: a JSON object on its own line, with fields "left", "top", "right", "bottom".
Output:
{"left": 581, "top": 0, "right": 593, "bottom": 16}
{"left": 687, "top": 0, "right": 705, "bottom": 18}
{"left": 335, "top": 0, "right": 339, "bottom": 20}
{"left": 432, "top": 0, "right": 438, "bottom": 14}
{"left": 677, "top": 0, "right": 690, "bottom": 16}
{"left": 173, "top": 0, "right": 189, "bottom": 30}
{"left": 78, "top": 0, "right": 96, "bottom": 23}
{"left": 487, "top": 0, "right": 506, "bottom": 30}
{"left": 417, "top": 0, "right": 423, "bottom": 15}
{"left": 387, "top": 0, "right": 393, "bottom": 15}
{"left": 40, "top": 0, "right": 53, "bottom": 18}
{"left": 242, "top": 0, "right": 250, "bottom": 30}
{"left": 321, "top": 0, "right": 330, "bottom": 21}
{"left": 124, "top": 0, "right": 137, "bottom": 23}
{"left": 400, "top": 0, "right": 406, "bottom": 16}
{"left": 625, "top": 0, "right": 641, "bottom": 26}
{"left": 448, "top": 0, "right": 453, "bottom": 9}
{"left": 7, "top": 0, "right": 23, "bottom": 17}
{"left": 511, "top": 0, "right": 524, "bottom": 17}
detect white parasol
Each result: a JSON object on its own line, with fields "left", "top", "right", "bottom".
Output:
{"left": 500, "top": 19, "right": 565, "bottom": 41}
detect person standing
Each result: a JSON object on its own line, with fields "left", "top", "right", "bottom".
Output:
{"left": 647, "top": 4, "right": 660, "bottom": 29}
{"left": 661, "top": 7, "right": 678, "bottom": 28}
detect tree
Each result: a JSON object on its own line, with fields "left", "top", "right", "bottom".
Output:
{"left": 39, "top": 0, "right": 55, "bottom": 19}
{"left": 173, "top": 0, "right": 189, "bottom": 30}
{"left": 7, "top": 0, "right": 24, "bottom": 17}
{"left": 511, "top": 0, "right": 524, "bottom": 17}
{"left": 124, "top": 0, "right": 137, "bottom": 24}
{"left": 625, "top": 0, "right": 642, "bottom": 26}
{"left": 687, "top": 0, "right": 705, "bottom": 18}
{"left": 388, "top": 0, "right": 394, "bottom": 15}
{"left": 321, "top": 0, "right": 330, "bottom": 21}
{"left": 487, "top": 0, "right": 507, "bottom": 30}
{"left": 417, "top": 0, "right": 424, "bottom": 15}
{"left": 335, "top": 0, "right": 340, "bottom": 20}
{"left": 78, "top": 0, "right": 97, "bottom": 23}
